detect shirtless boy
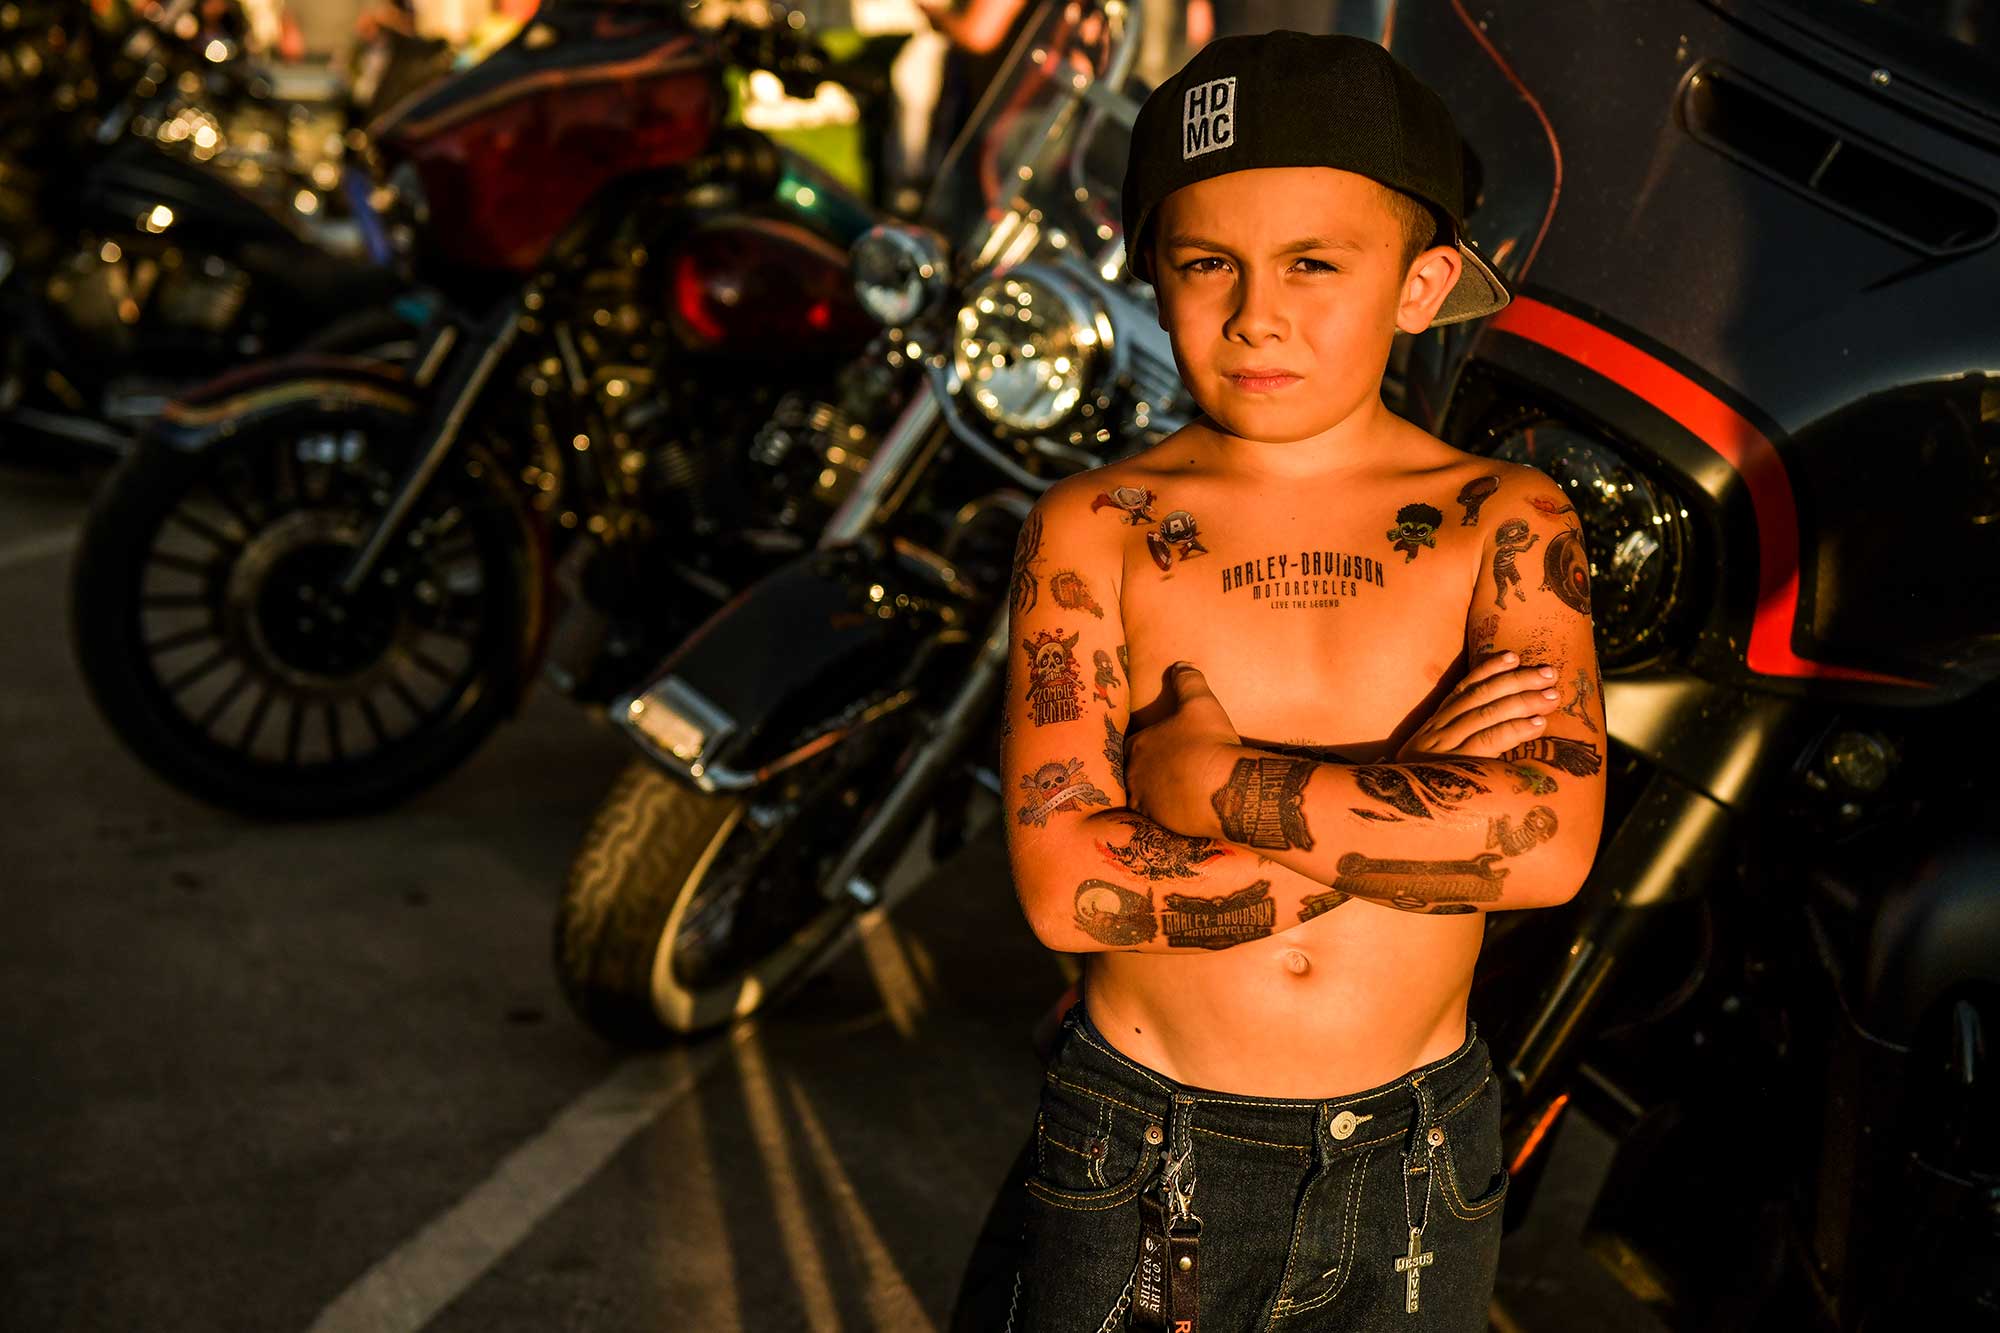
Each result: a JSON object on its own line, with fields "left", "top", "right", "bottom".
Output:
{"left": 998, "top": 32, "right": 1605, "bottom": 1331}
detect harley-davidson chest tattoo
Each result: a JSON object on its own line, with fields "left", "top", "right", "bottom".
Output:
{"left": 1216, "top": 546, "right": 1388, "bottom": 610}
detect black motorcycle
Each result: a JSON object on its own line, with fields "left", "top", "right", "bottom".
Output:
{"left": 1389, "top": 1, "right": 2000, "bottom": 1327}
{"left": 0, "top": 0, "right": 410, "bottom": 461}
{"left": 551, "top": 0, "right": 1171, "bottom": 1038}
{"left": 70, "top": 2, "right": 898, "bottom": 818}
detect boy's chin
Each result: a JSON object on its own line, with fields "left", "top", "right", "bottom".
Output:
{"left": 1200, "top": 400, "right": 1355, "bottom": 445}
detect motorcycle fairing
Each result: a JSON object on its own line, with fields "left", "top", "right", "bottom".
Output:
{"left": 615, "top": 541, "right": 963, "bottom": 793}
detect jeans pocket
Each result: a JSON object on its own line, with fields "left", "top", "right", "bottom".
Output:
{"left": 1025, "top": 1075, "right": 1161, "bottom": 1210}
{"left": 1436, "top": 1074, "right": 1509, "bottom": 1222}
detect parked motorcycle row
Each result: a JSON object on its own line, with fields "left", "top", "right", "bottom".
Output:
{"left": 38, "top": 0, "right": 1999, "bottom": 1328}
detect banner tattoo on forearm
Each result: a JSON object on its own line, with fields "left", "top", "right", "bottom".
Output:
{"left": 1211, "top": 756, "right": 1315, "bottom": 850}
{"left": 1331, "top": 851, "right": 1509, "bottom": 914}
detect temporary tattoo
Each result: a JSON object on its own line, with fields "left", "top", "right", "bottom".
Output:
{"left": 1021, "top": 628, "right": 1085, "bottom": 726}
{"left": 1074, "top": 879, "right": 1157, "bottom": 946}
{"left": 1387, "top": 502, "right": 1444, "bottom": 562}
{"left": 1414, "top": 903, "right": 1480, "bottom": 914}
{"left": 1116, "top": 644, "right": 1129, "bottom": 684}
{"left": 1541, "top": 525, "right": 1594, "bottom": 617}
{"left": 1101, "top": 815, "right": 1226, "bottom": 880}
{"left": 1351, "top": 762, "right": 1491, "bottom": 820}
{"left": 1501, "top": 735, "right": 1602, "bottom": 777}
{"left": 1145, "top": 510, "right": 1209, "bottom": 571}
{"left": 1211, "top": 756, "right": 1315, "bottom": 850}
{"left": 1332, "top": 851, "right": 1509, "bottom": 907}
{"left": 1102, "top": 714, "right": 1125, "bottom": 788}
{"left": 1000, "top": 710, "right": 1013, "bottom": 741}
{"left": 1529, "top": 495, "right": 1576, "bottom": 516}
{"left": 1298, "top": 889, "right": 1352, "bottom": 921}
{"left": 1491, "top": 518, "right": 1541, "bottom": 607}
{"left": 1506, "top": 763, "right": 1558, "bottom": 796}
{"left": 1049, "top": 569, "right": 1103, "bottom": 618}
{"left": 1352, "top": 808, "right": 1402, "bottom": 822}
{"left": 1090, "top": 485, "right": 1157, "bottom": 525}
{"left": 1016, "top": 757, "right": 1111, "bottom": 826}
{"left": 1457, "top": 475, "right": 1501, "bottom": 525}
{"left": 1471, "top": 614, "right": 1499, "bottom": 656}
{"left": 1092, "top": 649, "right": 1119, "bottom": 705}
{"left": 1487, "top": 805, "right": 1558, "bottom": 856}
{"left": 1268, "top": 739, "right": 1351, "bottom": 763}
{"left": 1559, "top": 669, "right": 1599, "bottom": 733}
{"left": 1010, "top": 512, "right": 1044, "bottom": 615}
{"left": 1162, "top": 881, "right": 1275, "bottom": 949}
{"left": 1221, "top": 547, "right": 1385, "bottom": 610}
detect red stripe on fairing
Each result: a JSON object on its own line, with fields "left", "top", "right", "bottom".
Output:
{"left": 1489, "top": 297, "right": 1927, "bottom": 687}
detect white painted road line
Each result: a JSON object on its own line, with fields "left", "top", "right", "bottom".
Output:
{"left": 306, "top": 1026, "right": 751, "bottom": 1333}
{"left": 0, "top": 527, "right": 79, "bottom": 573}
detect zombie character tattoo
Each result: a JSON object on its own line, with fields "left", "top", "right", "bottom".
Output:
{"left": 1491, "top": 518, "right": 1541, "bottom": 607}
{"left": 1074, "top": 879, "right": 1157, "bottom": 946}
{"left": 1092, "top": 649, "right": 1119, "bottom": 705}
{"left": 1331, "top": 851, "right": 1509, "bottom": 912}
{"left": 1090, "top": 485, "right": 1157, "bottom": 525}
{"left": 1541, "top": 525, "right": 1594, "bottom": 617}
{"left": 1457, "top": 475, "right": 1501, "bottom": 526}
{"left": 1101, "top": 814, "right": 1225, "bottom": 880}
{"left": 1298, "top": 889, "right": 1352, "bottom": 921}
{"left": 1016, "top": 757, "right": 1112, "bottom": 826}
{"left": 1049, "top": 569, "right": 1103, "bottom": 619}
{"left": 1162, "top": 881, "right": 1276, "bottom": 950}
{"left": 1487, "top": 805, "right": 1559, "bottom": 856}
{"left": 1211, "top": 756, "right": 1315, "bottom": 850}
{"left": 1102, "top": 714, "right": 1125, "bottom": 788}
{"left": 1501, "top": 735, "right": 1602, "bottom": 777}
{"left": 1560, "top": 668, "right": 1599, "bottom": 733}
{"left": 1009, "top": 512, "right": 1045, "bottom": 616}
{"left": 1146, "top": 510, "right": 1209, "bottom": 571}
{"left": 1021, "top": 628, "right": 1085, "bottom": 726}
{"left": 1387, "top": 502, "right": 1445, "bottom": 562}
{"left": 1350, "top": 761, "right": 1491, "bottom": 821}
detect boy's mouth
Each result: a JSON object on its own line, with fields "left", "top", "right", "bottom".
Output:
{"left": 1225, "top": 368, "right": 1303, "bottom": 393}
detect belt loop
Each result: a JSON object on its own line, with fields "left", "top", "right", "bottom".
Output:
{"left": 1404, "top": 1077, "right": 1436, "bottom": 1166}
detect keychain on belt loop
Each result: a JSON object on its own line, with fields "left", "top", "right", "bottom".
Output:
{"left": 1396, "top": 1080, "right": 1442, "bottom": 1315}
{"left": 1133, "top": 1097, "right": 1202, "bottom": 1333}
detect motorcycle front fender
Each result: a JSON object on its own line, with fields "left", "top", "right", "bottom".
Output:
{"left": 615, "top": 539, "right": 976, "bottom": 794}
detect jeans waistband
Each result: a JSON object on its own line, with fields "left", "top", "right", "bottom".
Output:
{"left": 1052, "top": 1003, "right": 1491, "bottom": 1153}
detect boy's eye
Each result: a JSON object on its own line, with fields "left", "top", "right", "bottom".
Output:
{"left": 1292, "top": 258, "right": 1339, "bottom": 274}
{"left": 1179, "top": 256, "right": 1229, "bottom": 274}
{"left": 1174, "top": 257, "right": 1340, "bottom": 275}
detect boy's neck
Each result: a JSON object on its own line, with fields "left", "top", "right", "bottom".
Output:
{"left": 1194, "top": 393, "right": 1408, "bottom": 482}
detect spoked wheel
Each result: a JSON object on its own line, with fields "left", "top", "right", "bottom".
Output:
{"left": 70, "top": 399, "right": 533, "bottom": 816}
{"left": 556, "top": 712, "right": 915, "bottom": 1042}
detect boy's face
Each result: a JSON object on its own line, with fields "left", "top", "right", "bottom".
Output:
{"left": 1151, "top": 166, "right": 1461, "bottom": 446}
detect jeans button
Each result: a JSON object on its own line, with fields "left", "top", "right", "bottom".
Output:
{"left": 1144, "top": 1123, "right": 1164, "bottom": 1147}
{"left": 1330, "top": 1110, "right": 1359, "bottom": 1140}
{"left": 1427, "top": 1126, "right": 1445, "bottom": 1148}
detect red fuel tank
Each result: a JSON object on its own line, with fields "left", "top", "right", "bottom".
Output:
{"left": 374, "top": 8, "right": 723, "bottom": 274}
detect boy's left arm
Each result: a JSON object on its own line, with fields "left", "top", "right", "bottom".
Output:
{"left": 1131, "top": 468, "right": 1606, "bottom": 913}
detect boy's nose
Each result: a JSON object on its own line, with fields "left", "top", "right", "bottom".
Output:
{"left": 1223, "top": 269, "right": 1290, "bottom": 343}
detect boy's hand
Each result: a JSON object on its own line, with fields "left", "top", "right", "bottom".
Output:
{"left": 1125, "top": 662, "right": 1240, "bottom": 837}
{"left": 1394, "top": 651, "right": 1563, "bottom": 761}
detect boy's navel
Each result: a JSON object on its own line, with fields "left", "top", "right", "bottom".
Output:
{"left": 1282, "top": 948, "right": 1312, "bottom": 977}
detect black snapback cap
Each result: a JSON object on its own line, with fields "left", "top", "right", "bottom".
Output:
{"left": 1121, "top": 30, "right": 1510, "bottom": 326}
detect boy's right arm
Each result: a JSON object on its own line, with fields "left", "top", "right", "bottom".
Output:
{"left": 1002, "top": 477, "right": 1345, "bottom": 955}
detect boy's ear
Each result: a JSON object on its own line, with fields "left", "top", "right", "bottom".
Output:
{"left": 1395, "top": 244, "right": 1464, "bottom": 334}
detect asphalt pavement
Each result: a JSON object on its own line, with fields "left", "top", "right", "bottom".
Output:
{"left": 1, "top": 457, "right": 1663, "bottom": 1332}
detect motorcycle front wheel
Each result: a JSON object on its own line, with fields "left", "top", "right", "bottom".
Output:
{"left": 556, "top": 720, "right": 917, "bottom": 1042}
{"left": 70, "top": 399, "right": 534, "bottom": 816}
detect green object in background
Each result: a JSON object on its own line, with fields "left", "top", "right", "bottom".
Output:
{"left": 725, "top": 27, "right": 870, "bottom": 198}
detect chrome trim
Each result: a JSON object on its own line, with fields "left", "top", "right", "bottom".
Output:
{"left": 617, "top": 675, "right": 742, "bottom": 789}
{"left": 820, "top": 390, "right": 942, "bottom": 546}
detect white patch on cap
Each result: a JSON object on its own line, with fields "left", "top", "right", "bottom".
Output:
{"left": 1182, "top": 77, "right": 1236, "bottom": 159}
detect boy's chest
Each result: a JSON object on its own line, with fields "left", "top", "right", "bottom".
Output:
{"left": 1110, "top": 489, "right": 1483, "bottom": 751}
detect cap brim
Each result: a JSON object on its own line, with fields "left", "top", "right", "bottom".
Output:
{"left": 1430, "top": 237, "right": 1512, "bottom": 326}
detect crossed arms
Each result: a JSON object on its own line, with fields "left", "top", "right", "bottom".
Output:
{"left": 1000, "top": 467, "right": 1606, "bottom": 955}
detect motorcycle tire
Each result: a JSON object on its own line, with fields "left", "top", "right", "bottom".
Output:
{"left": 555, "top": 761, "right": 861, "bottom": 1043}
{"left": 70, "top": 401, "right": 534, "bottom": 817}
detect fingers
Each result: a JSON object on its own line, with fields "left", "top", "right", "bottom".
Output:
{"left": 1427, "top": 668, "right": 1562, "bottom": 751}
{"left": 1454, "top": 713, "right": 1552, "bottom": 757}
{"left": 1165, "top": 661, "right": 1213, "bottom": 700}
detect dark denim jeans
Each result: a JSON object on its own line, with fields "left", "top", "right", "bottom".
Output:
{"left": 1009, "top": 1006, "right": 1507, "bottom": 1332}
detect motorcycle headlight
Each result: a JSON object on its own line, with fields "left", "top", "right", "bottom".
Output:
{"left": 1482, "top": 417, "right": 1697, "bottom": 669}
{"left": 953, "top": 266, "right": 1112, "bottom": 433}
{"left": 850, "top": 223, "right": 948, "bottom": 327}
